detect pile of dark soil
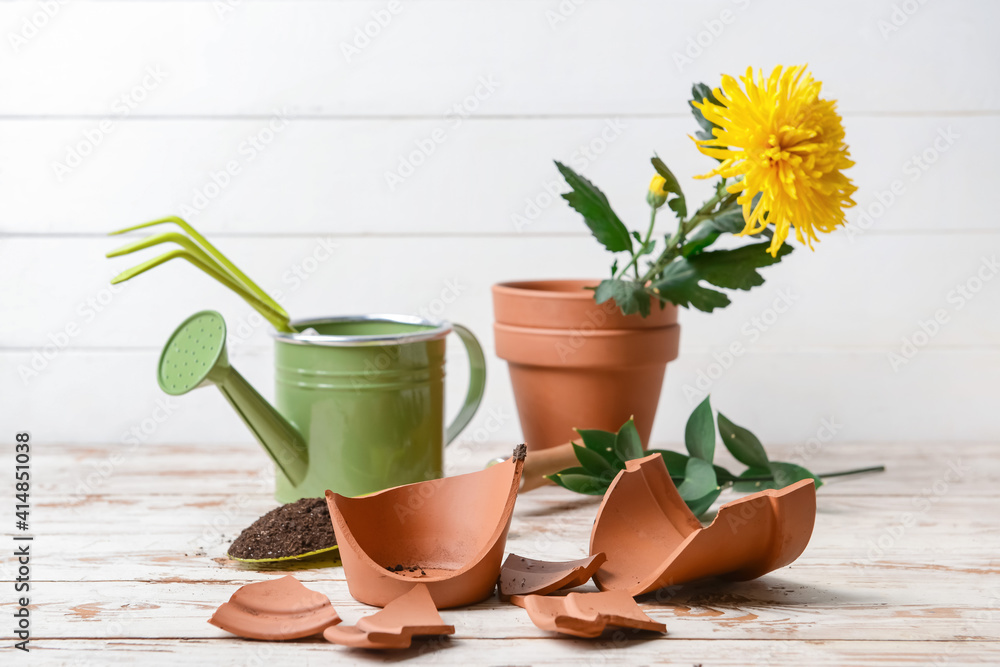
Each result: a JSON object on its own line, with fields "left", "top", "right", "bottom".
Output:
{"left": 228, "top": 497, "right": 337, "bottom": 560}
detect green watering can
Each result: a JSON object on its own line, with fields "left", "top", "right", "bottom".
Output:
{"left": 158, "top": 310, "right": 486, "bottom": 502}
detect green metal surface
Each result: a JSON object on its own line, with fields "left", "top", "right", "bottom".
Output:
{"left": 272, "top": 318, "right": 487, "bottom": 501}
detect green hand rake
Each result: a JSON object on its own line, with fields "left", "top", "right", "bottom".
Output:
{"left": 107, "top": 216, "right": 298, "bottom": 333}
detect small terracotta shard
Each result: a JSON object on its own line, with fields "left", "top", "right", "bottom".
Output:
{"left": 498, "top": 553, "right": 607, "bottom": 598}
{"left": 326, "top": 445, "right": 527, "bottom": 608}
{"left": 512, "top": 590, "right": 666, "bottom": 638}
{"left": 208, "top": 575, "right": 341, "bottom": 640}
{"left": 323, "top": 584, "right": 455, "bottom": 649}
{"left": 590, "top": 453, "right": 817, "bottom": 596}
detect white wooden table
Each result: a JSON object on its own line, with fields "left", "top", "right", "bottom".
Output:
{"left": 3, "top": 440, "right": 998, "bottom": 665}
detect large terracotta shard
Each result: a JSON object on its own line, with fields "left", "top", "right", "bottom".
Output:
{"left": 326, "top": 445, "right": 527, "bottom": 608}
{"left": 590, "top": 453, "right": 816, "bottom": 596}
{"left": 208, "top": 575, "right": 341, "bottom": 640}
{"left": 511, "top": 590, "right": 666, "bottom": 638}
{"left": 498, "top": 553, "right": 606, "bottom": 598}
{"left": 323, "top": 584, "right": 455, "bottom": 649}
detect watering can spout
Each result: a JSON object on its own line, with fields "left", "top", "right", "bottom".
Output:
{"left": 213, "top": 360, "right": 309, "bottom": 486}
{"left": 157, "top": 311, "right": 309, "bottom": 485}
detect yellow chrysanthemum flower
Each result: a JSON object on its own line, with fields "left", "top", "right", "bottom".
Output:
{"left": 693, "top": 65, "right": 857, "bottom": 256}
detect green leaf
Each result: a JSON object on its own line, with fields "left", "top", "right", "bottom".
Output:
{"left": 689, "top": 83, "right": 723, "bottom": 140}
{"left": 687, "top": 242, "right": 793, "bottom": 291}
{"left": 681, "top": 230, "right": 721, "bottom": 258}
{"left": 684, "top": 396, "right": 715, "bottom": 462}
{"left": 649, "top": 449, "right": 736, "bottom": 484}
{"left": 613, "top": 418, "right": 643, "bottom": 462}
{"left": 682, "top": 195, "right": 773, "bottom": 258}
{"left": 733, "top": 466, "right": 775, "bottom": 492}
{"left": 677, "top": 457, "right": 718, "bottom": 502}
{"left": 689, "top": 82, "right": 728, "bottom": 165}
{"left": 651, "top": 156, "right": 687, "bottom": 220}
{"left": 555, "top": 161, "right": 632, "bottom": 253}
{"left": 575, "top": 428, "right": 620, "bottom": 468}
{"left": 685, "top": 487, "right": 723, "bottom": 518}
{"left": 717, "top": 413, "right": 770, "bottom": 469}
{"left": 649, "top": 449, "right": 691, "bottom": 477}
{"left": 668, "top": 196, "right": 687, "bottom": 220}
{"left": 769, "top": 461, "right": 823, "bottom": 490}
{"left": 572, "top": 443, "right": 614, "bottom": 478}
{"left": 594, "top": 279, "right": 651, "bottom": 317}
{"left": 546, "top": 467, "right": 609, "bottom": 496}
{"left": 701, "top": 206, "right": 747, "bottom": 234}
{"left": 650, "top": 259, "right": 731, "bottom": 313}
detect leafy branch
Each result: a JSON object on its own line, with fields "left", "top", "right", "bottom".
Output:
{"left": 556, "top": 84, "right": 792, "bottom": 316}
{"left": 546, "top": 396, "right": 885, "bottom": 518}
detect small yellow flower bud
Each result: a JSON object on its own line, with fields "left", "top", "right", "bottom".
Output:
{"left": 647, "top": 175, "right": 668, "bottom": 209}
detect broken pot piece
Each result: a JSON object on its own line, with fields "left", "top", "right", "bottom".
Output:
{"left": 323, "top": 583, "right": 455, "bottom": 649}
{"left": 511, "top": 590, "right": 666, "bottom": 638}
{"left": 326, "top": 445, "right": 527, "bottom": 608}
{"left": 498, "top": 553, "right": 607, "bottom": 599}
{"left": 590, "top": 453, "right": 817, "bottom": 596}
{"left": 208, "top": 575, "right": 341, "bottom": 640}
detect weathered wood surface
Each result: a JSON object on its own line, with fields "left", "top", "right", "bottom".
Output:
{"left": 2, "top": 440, "right": 998, "bottom": 665}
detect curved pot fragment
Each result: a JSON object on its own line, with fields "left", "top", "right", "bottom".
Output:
{"left": 326, "top": 445, "right": 527, "bottom": 608}
{"left": 511, "top": 590, "right": 666, "bottom": 638}
{"left": 323, "top": 584, "right": 455, "bottom": 649}
{"left": 208, "top": 575, "right": 341, "bottom": 640}
{"left": 498, "top": 553, "right": 606, "bottom": 599}
{"left": 590, "top": 453, "right": 816, "bottom": 595}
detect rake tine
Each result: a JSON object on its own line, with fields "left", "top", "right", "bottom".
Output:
{"left": 110, "top": 248, "right": 295, "bottom": 333}
{"left": 108, "top": 216, "right": 289, "bottom": 319}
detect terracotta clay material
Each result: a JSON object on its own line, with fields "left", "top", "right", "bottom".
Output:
{"left": 492, "top": 280, "right": 679, "bottom": 451}
{"left": 323, "top": 584, "right": 455, "bottom": 649}
{"left": 326, "top": 445, "right": 527, "bottom": 609}
{"left": 511, "top": 590, "right": 666, "bottom": 638}
{"left": 498, "top": 553, "right": 607, "bottom": 598}
{"left": 590, "top": 453, "right": 817, "bottom": 595}
{"left": 208, "top": 575, "right": 341, "bottom": 640}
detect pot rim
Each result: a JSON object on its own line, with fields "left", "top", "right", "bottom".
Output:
{"left": 274, "top": 314, "right": 452, "bottom": 347}
{"left": 494, "top": 321, "right": 680, "bottom": 337}
{"left": 493, "top": 279, "right": 602, "bottom": 300}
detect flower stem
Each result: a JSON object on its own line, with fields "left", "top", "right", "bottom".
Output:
{"left": 816, "top": 465, "right": 886, "bottom": 479}
{"left": 731, "top": 465, "right": 885, "bottom": 483}
{"left": 618, "top": 207, "right": 658, "bottom": 280}
{"left": 639, "top": 188, "right": 738, "bottom": 285}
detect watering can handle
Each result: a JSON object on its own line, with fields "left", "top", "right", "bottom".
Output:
{"left": 445, "top": 323, "right": 487, "bottom": 445}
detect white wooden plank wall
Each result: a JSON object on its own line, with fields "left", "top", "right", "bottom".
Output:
{"left": 0, "top": 0, "right": 997, "bottom": 446}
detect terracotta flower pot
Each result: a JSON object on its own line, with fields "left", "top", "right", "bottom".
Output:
{"left": 493, "top": 280, "right": 680, "bottom": 450}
